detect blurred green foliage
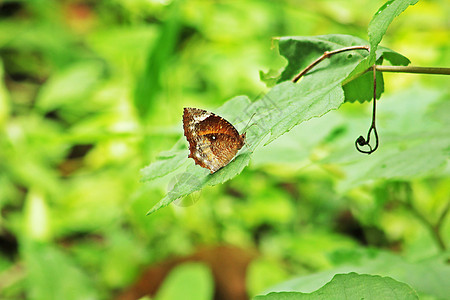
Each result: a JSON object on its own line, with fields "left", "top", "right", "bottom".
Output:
{"left": 0, "top": 0, "right": 449, "bottom": 299}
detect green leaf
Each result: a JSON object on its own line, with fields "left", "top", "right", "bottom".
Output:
{"left": 146, "top": 167, "right": 209, "bottom": 215}
{"left": 0, "top": 59, "right": 10, "bottom": 128}
{"left": 143, "top": 34, "right": 412, "bottom": 214}
{"left": 140, "top": 139, "right": 188, "bottom": 182}
{"left": 345, "top": 0, "right": 416, "bottom": 91}
{"left": 134, "top": 1, "right": 181, "bottom": 122}
{"left": 254, "top": 273, "right": 418, "bottom": 300}
{"left": 265, "top": 251, "right": 449, "bottom": 299}
{"left": 248, "top": 258, "right": 290, "bottom": 297}
{"left": 343, "top": 47, "right": 409, "bottom": 103}
{"left": 154, "top": 263, "right": 214, "bottom": 300}
{"left": 368, "top": 0, "right": 419, "bottom": 58}
{"left": 251, "top": 110, "right": 343, "bottom": 167}
{"left": 23, "top": 241, "right": 98, "bottom": 300}
{"left": 35, "top": 62, "right": 104, "bottom": 112}
{"left": 343, "top": 66, "right": 384, "bottom": 103}
{"left": 377, "top": 46, "right": 410, "bottom": 66}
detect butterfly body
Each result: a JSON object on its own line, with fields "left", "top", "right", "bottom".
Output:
{"left": 183, "top": 107, "right": 245, "bottom": 173}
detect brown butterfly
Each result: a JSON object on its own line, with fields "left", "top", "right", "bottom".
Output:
{"left": 183, "top": 107, "right": 246, "bottom": 174}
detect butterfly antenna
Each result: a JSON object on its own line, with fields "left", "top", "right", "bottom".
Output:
{"left": 240, "top": 113, "right": 259, "bottom": 153}
{"left": 242, "top": 112, "right": 257, "bottom": 133}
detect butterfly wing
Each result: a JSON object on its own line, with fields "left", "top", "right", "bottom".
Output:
{"left": 183, "top": 107, "right": 245, "bottom": 173}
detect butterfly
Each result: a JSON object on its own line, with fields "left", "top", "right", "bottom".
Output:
{"left": 183, "top": 107, "right": 246, "bottom": 174}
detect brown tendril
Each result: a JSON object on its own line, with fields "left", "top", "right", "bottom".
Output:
{"left": 355, "top": 65, "right": 379, "bottom": 154}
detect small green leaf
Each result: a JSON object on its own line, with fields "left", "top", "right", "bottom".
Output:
{"left": 155, "top": 263, "right": 214, "bottom": 300}
{"left": 35, "top": 62, "right": 104, "bottom": 112}
{"left": 344, "top": 46, "right": 409, "bottom": 103}
{"left": 377, "top": 46, "right": 410, "bottom": 66}
{"left": 254, "top": 273, "right": 418, "bottom": 300}
{"left": 346, "top": 0, "right": 416, "bottom": 89}
{"left": 368, "top": 0, "right": 419, "bottom": 58}
{"left": 343, "top": 68, "right": 384, "bottom": 103}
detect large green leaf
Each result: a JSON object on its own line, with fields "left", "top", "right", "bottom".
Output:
{"left": 254, "top": 272, "right": 418, "bottom": 300}
{"left": 263, "top": 251, "right": 449, "bottom": 299}
{"left": 143, "top": 33, "right": 412, "bottom": 214}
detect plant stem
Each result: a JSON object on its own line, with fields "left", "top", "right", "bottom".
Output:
{"left": 435, "top": 200, "right": 450, "bottom": 233}
{"left": 292, "top": 45, "right": 370, "bottom": 83}
{"left": 292, "top": 45, "right": 450, "bottom": 83}
{"left": 403, "top": 200, "right": 447, "bottom": 251}
{"left": 401, "top": 184, "right": 448, "bottom": 252}
{"left": 375, "top": 65, "right": 450, "bottom": 75}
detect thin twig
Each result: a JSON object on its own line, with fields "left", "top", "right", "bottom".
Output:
{"left": 403, "top": 201, "right": 447, "bottom": 251}
{"left": 292, "top": 46, "right": 450, "bottom": 83}
{"left": 292, "top": 45, "right": 370, "bottom": 83}
{"left": 375, "top": 65, "right": 450, "bottom": 75}
{"left": 435, "top": 200, "right": 450, "bottom": 231}
{"left": 401, "top": 184, "right": 447, "bottom": 251}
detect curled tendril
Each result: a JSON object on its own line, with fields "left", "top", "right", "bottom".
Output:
{"left": 355, "top": 125, "right": 378, "bottom": 154}
{"left": 355, "top": 65, "right": 379, "bottom": 155}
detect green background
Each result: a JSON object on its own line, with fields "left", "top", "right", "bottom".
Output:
{"left": 0, "top": 0, "right": 449, "bottom": 299}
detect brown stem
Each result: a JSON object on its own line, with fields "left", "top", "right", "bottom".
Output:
{"left": 292, "top": 45, "right": 370, "bottom": 83}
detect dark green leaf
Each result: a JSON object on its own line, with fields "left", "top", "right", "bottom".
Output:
{"left": 378, "top": 46, "right": 410, "bottom": 66}
{"left": 343, "top": 69, "right": 384, "bottom": 103}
